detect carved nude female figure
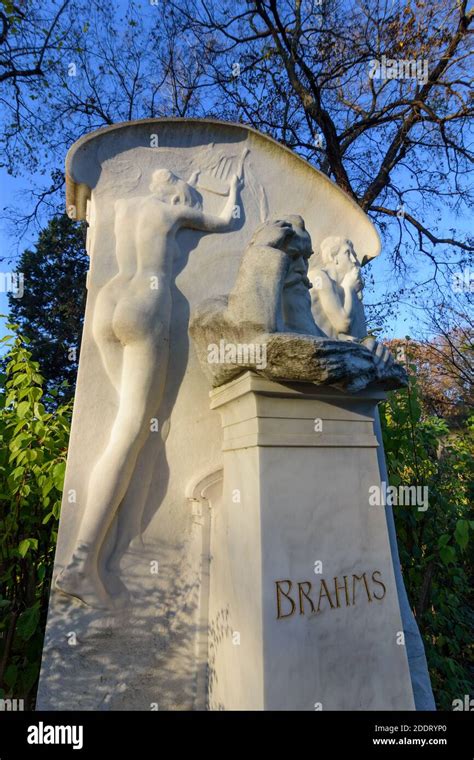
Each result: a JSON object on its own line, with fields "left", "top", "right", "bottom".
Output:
{"left": 56, "top": 167, "right": 241, "bottom": 608}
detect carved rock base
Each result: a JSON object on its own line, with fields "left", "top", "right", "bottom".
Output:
{"left": 189, "top": 327, "right": 408, "bottom": 392}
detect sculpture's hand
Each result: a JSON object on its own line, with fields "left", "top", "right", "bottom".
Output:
{"left": 188, "top": 170, "right": 200, "bottom": 187}
{"left": 252, "top": 219, "right": 295, "bottom": 253}
{"left": 273, "top": 219, "right": 293, "bottom": 231}
{"left": 343, "top": 266, "right": 363, "bottom": 292}
{"left": 362, "top": 336, "right": 394, "bottom": 373}
{"left": 229, "top": 172, "right": 243, "bottom": 193}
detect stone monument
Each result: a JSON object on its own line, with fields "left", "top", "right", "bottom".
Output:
{"left": 37, "top": 118, "right": 434, "bottom": 710}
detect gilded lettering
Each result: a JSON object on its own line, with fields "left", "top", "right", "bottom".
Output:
{"left": 352, "top": 573, "right": 372, "bottom": 605}
{"left": 317, "top": 578, "right": 335, "bottom": 612}
{"left": 275, "top": 580, "right": 296, "bottom": 619}
{"left": 298, "top": 582, "right": 315, "bottom": 615}
{"left": 333, "top": 575, "right": 350, "bottom": 607}
{"left": 371, "top": 570, "right": 387, "bottom": 600}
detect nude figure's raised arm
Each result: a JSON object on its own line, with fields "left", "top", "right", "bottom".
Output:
{"left": 180, "top": 174, "right": 241, "bottom": 233}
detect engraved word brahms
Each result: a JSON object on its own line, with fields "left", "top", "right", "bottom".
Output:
{"left": 275, "top": 570, "right": 386, "bottom": 619}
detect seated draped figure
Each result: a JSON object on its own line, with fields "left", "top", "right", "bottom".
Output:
{"left": 189, "top": 216, "right": 405, "bottom": 392}
{"left": 309, "top": 236, "right": 368, "bottom": 340}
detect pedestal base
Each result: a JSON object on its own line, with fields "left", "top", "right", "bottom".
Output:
{"left": 208, "top": 372, "right": 416, "bottom": 710}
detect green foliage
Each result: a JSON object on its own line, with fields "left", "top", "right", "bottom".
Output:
{"left": 0, "top": 322, "right": 471, "bottom": 711}
{"left": 0, "top": 325, "right": 72, "bottom": 707}
{"left": 7, "top": 214, "right": 88, "bottom": 400}
{"left": 380, "top": 371, "right": 474, "bottom": 710}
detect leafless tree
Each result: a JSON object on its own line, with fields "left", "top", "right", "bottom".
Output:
{"left": 1, "top": 0, "right": 472, "bottom": 331}
{"left": 170, "top": 0, "right": 473, "bottom": 292}
{"left": 0, "top": 1, "right": 71, "bottom": 84}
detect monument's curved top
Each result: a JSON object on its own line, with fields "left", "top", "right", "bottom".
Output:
{"left": 65, "top": 117, "right": 380, "bottom": 264}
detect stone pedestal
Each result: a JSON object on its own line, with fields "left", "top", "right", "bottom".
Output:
{"left": 208, "top": 372, "right": 416, "bottom": 710}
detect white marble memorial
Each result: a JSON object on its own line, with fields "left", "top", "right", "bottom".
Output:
{"left": 37, "top": 118, "right": 434, "bottom": 711}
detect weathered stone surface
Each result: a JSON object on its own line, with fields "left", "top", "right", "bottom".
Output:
{"left": 263, "top": 333, "right": 408, "bottom": 390}
{"left": 189, "top": 326, "right": 408, "bottom": 391}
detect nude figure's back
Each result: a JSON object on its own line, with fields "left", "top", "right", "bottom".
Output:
{"left": 95, "top": 196, "right": 180, "bottom": 347}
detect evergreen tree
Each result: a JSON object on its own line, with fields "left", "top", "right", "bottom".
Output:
{"left": 8, "top": 214, "right": 88, "bottom": 398}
